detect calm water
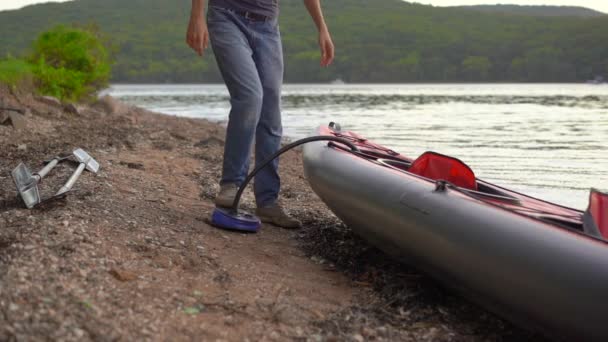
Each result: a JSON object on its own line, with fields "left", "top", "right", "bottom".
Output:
{"left": 108, "top": 84, "right": 608, "bottom": 210}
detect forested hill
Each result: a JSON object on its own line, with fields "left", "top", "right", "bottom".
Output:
{"left": 454, "top": 5, "right": 606, "bottom": 17}
{"left": 0, "top": 0, "right": 607, "bottom": 83}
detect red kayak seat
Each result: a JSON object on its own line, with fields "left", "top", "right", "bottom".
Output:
{"left": 408, "top": 151, "right": 478, "bottom": 190}
{"left": 588, "top": 189, "right": 608, "bottom": 239}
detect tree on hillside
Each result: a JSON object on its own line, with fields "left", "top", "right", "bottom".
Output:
{"left": 0, "top": 0, "right": 606, "bottom": 83}
{"left": 462, "top": 56, "right": 492, "bottom": 81}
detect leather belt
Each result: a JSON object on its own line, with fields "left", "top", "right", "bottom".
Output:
{"left": 236, "top": 10, "right": 270, "bottom": 21}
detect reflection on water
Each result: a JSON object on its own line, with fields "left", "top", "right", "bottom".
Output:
{"left": 108, "top": 84, "right": 608, "bottom": 209}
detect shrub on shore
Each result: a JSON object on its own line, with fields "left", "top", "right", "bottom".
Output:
{"left": 0, "top": 58, "right": 34, "bottom": 88}
{"left": 0, "top": 25, "right": 111, "bottom": 102}
{"left": 30, "top": 25, "right": 111, "bottom": 101}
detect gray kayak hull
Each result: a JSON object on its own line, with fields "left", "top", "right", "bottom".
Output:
{"left": 302, "top": 130, "right": 608, "bottom": 340}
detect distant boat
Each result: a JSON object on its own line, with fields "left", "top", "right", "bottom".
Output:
{"left": 330, "top": 78, "right": 346, "bottom": 85}
{"left": 586, "top": 76, "right": 605, "bottom": 84}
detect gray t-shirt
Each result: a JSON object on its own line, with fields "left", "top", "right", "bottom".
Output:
{"left": 209, "top": 0, "right": 279, "bottom": 18}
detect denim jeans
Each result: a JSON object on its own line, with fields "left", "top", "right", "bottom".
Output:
{"left": 207, "top": 6, "right": 283, "bottom": 208}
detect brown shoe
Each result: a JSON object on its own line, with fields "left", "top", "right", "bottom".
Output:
{"left": 255, "top": 205, "right": 301, "bottom": 229}
{"left": 214, "top": 183, "right": 238, "bottom": 208}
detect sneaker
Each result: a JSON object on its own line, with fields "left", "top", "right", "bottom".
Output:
{"left": 214, "top": 183, "right": 238, "bottom": 207}
{"left": 255, "top": 205, "right": 302, "bottom": 229}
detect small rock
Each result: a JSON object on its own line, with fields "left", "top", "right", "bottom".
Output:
{"left": 17, "top": 144, "right": 27, "bottom": 151}
{"left": 194, "top": 136, "right": 224, "bottom": 148}
{"left": 38, "top": 96, "right": 62, "bottom": 107}
{"left": 83, "top": 108, "right": 106, "bottom": 117}
{"left": 423, "top": 327, "right": 439, "bottom": 340}
{"left": 8, "top": 112, "right": 27, "bottom": 130}
{"left": 119, "top": 161, "right": 144, "bottom": 170}
{"left": 64, "top": 103, "right": 82, "bottom": 115}
{"left": 183, "top": 306, "right": 202, "bottom": 315}
{"left": 74, "top": 328, "right": 85, "bottom": 338}
{"left": 361, "top": 327, "right": 375, "bottom": 338}
{"left": 108, "top": 268, "right": 138, "bottom": 282}
{"left": 352, "top": 334, "right": 364, "bottom": 342}
{"left": 309, "top": 334, "right": 322, "bottom": 342}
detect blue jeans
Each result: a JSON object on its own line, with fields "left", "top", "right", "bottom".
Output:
{"left": 207, "top": 6, "right": 284, "bottom": 208}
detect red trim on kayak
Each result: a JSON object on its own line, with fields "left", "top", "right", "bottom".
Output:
{"left": 321, "top": 126, "right": 590, "bottom": 233}
{"left": 590, "top": 189, "right": 608, "bottom": 238}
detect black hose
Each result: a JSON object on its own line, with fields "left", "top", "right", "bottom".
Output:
{"left": 230, "top": 136, "right": 360, "bottom": 211}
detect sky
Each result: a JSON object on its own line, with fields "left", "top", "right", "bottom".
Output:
{"left": 0, "top": 0, "right": 607, "bottom": 13}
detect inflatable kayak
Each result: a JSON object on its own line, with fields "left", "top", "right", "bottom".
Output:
{"left": 302, "top": 123, "right": 608, "bottom": 340}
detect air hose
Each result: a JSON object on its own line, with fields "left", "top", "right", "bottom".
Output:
{"left": 229, "top": 135, "right": 360, "bottom": 211}
{"left": 210, "top": 134, "right": 360, "bottom": 232}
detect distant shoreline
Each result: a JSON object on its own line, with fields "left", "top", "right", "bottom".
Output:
{"left": 107, "top": 81, "right": 607, "bottom": 87}
{"left": 107, "top": 81, "right": 607, "bottom": 85}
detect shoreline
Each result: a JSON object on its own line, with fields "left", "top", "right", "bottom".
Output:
{"left": 106, "top": 81, "right": 605, "bottom": 86}
{"left": 0, "top": 88, "right": 537, "bottom": 340}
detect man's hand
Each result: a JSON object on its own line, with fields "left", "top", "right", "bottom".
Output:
{"left": 319, "top": 29, "right": 334, "bottom": 67}
{"left": 187, "top": 14, "right": 209, "bottom": 56}
{"left": 303, "top": 0, "right": 334, "bottom": 67}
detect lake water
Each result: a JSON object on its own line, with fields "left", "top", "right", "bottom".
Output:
{"left": 108, "top": 84, "right": 608, "bottom": 210}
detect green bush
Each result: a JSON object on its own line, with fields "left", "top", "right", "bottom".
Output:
{"left": 32, "top": 58, "right": 88, "bottom": 100}
{"left": 29, "top": 25, "right": 111, "bottom": 101}
{"left": 0, "top": 58, "right": 33, "bottom": 87}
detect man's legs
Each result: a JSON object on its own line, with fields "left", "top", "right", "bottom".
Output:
{"left": 251, "top": 21, "right": 284, "bottom": 208}
{"left": 208, "top": 9, "right": 299, "bottom": 228}
{"left": 207, "top": 7, "right": 263, "bottom": 191}
{"left": 249, "top": 20, "right": 300, "bottom": 228}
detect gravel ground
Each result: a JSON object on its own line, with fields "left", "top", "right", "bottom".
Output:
{"left": 0, "top": 86, "right": 543, "bottom": 341}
